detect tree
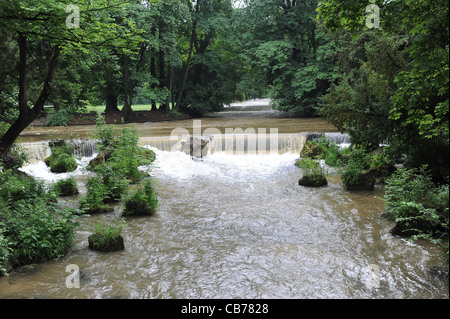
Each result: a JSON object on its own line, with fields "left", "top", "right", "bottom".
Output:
{"left": 317, "top": 0, "right": 449, "bottom": 181}
{"left": 317, "top": 0, "right": 449, "bottom": 140}
{"left": 319, "top": 30, "right": 409, "bottom": 147}
{"left": 168, "top": 0, "right": 236, "bottom": 115}
{"left": 236, "top": 0, "right": 337, "bottom": 116}
{"left": 0, "top": 0, "right": 141, "bottom": 159}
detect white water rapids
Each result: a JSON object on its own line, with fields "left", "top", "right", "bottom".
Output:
{"left": 0, "top": 102, "right": 447, "bottom": 299}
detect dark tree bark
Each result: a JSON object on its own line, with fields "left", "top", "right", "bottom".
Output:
{"left": 0, "top": 35, "right": 60, "bottom": 159}
{"left": 105, "top": 93, "right": 120, "bottom": 113}
{"left": 121, "top": 55, "right": 133, "bottom": 121}
{"left": 174, "top": 0, "right": 199, "bottom": 112}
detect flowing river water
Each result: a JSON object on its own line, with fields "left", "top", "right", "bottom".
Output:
{"left": 0, "top": 100, "right": 448, "bottom": 299}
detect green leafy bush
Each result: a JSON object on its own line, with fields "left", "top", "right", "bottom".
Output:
{"left": 0, "top": 223, "right": 12, "bottom": 276}
{"left": 0, "top": 169, "right": 51, "bottom": 204}
{"left": 300, "top": 141, "right": 325, "bottom": 159}
{"left": 53, "top": 177, "right": 79, "bottom": 197}
{"left": 96, "top": 164, "right": 130, "bottom": 203}
{"left": 340, "top": 147, "right": 375, "bottom": 190}
{"left": 302, "top": 136, "right": 349, "bottom": 167}
{"left": 43, "top": 109, "right": 72, "bottom": 127}
{"left": 296, "top": 158, "right": 328, "bottom": 187}
{"left": 384, "top": 166, "right": 449, "bottom": 264}
{"left": 94, "top": 115, "right": 117, "bottom": 151}
{"left": 88, "top": 221, "right": 125, "bottom": 252}
{"left": 1, "top": 201, "right": 77, "bottom": 265}
{"left": 123, "top": 179, "right": 158, "bottom": 216}
{"left": 318, "top": 137, "right": 350, "bottom": 167}
{"left": 79, "top": 176, "right": 111, "bottom": 214}
{"left": 45, "top": 144, "right": 77, "bottom": 173}
{"left": 109, "top": 127, "right": 142, "bottom": 182}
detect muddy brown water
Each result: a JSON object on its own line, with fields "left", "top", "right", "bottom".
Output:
{"left": 0, "top": 101, "right": 448, "bottom": 299}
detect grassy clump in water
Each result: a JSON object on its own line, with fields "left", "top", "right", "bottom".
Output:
{"left": 88, "top": 221, "right": 125, "bottom": 252}
{"left": 123, "top": 179, "right": 158, "bottom": 216}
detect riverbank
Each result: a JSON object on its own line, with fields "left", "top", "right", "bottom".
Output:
{"left": 31, "top": 99, "right": 273, "bottom": 126}
{"left": 31, "top": 110, "right": 192, "bottom": 126}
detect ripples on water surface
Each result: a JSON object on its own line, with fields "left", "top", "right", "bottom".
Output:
{"left": 1, "top": 102, "right": 448, "bottom": 299}
{"left": 0, "top": 148, "right": 447, "bottom": 299}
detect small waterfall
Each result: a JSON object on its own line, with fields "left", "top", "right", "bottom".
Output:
{"left": 138, "top": 137, "right": 185, "bottom": 152}
{"left": 70, "top": 139, "right": 98, "bottom": 157}
{"left": 19, "top": 132, "right": 348, "bottom": 164}
{"left": 209, "top": 134, "right": 306, "bottom": 155}
{"left": 138, "top": 134, "right": 307, "bottom": 156}
{"left": 324, "top": 132, "right": 351, "bottom": 145}
{"left": 20, "top": 142, "right": 51, "bottom": 164}
{"left": 302, "top": 132, "right": 351, "bottom": 145}
{"left": 20, "top": 139, "right": 99, "bottom": 164}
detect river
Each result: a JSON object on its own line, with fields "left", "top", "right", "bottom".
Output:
{"left": 0, "top": 100, "right": 448, "bottom": 299}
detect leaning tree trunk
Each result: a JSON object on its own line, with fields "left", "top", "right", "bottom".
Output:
{"left": 174, "top": 0, "right": 199, "bottom": 112}
{"left": 0, "top": 35, "right": 60, "bottom": 159}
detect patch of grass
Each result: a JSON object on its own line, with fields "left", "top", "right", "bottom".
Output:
{"left": 88, "top": 104, "right": 162, "bottom": 113}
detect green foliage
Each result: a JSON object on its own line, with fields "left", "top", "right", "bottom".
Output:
{"left": 94, "top": 115, "right": 117, "bottom": 151}
{"left": 53, "top": 177, "right": 79, "bottom": 197}
{"left": 2, "top": 202, "right": 77, "bottom": 264}
{"left": 319, "top": 30, "right": 409, "bottom": 147}
{"left": 95, "top": 164, "right": 130, "bottom": 203}
{"left": 296, "top": 157, "right": 326, "bottom": 177}
{"left": 109, "top": 127, "right": 143, "bottom": 182}
{"left": 235, "top": 0, "right": 335, "bottom": 116}
{"left": 123, "top": 179, "right": 158, "bottom": 216}
{"left": 0, "top": 222, "right": 12, "bottom": 276}
{"left": 296, "top": 157, "right": 328, "bottom": 187}
{"left": 0, "top": 169, "right": 51, "bottom": 204}
{"left": 317, "top": 0, "right": 449, "bottom": 182}
{"left": 302, "top": 136, "right": 350, "bottom": 167}
{"left": 323, "top": 144, "right": 350, "bottom": 167}
{"left": 79, "top": 176, "right": 110, "bottom": 214}
{"left": 46, "top": 144, "right": 78, "bottom": 173}
{"left": 82, "top": 119, "right": 156, "bottom": 212}
{"left": 0, "top": 169, "right": 77, "bottom": 267}
{"left": 300, "top": 141, "right": 325, "bottom": 160}
{"left": 384, "top": 166, "right": 449, "bottom": 264}
{"left": 90, "top": 221, "right": 125, "bottom": 251}
{"left": 339, "top": 147, "right": 375, "bottom": 190}
{"left": 93, "top": 117, "right": 155, "bottom": 181}
{"left": 43, "top": 109, "right": 72, "bottom": 127}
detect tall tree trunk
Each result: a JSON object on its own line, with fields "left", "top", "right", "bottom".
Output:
{"left": 165, "top": 64, "right": 173, "bottom": 113}
{"left": 150, "top": 48, "right": 157, "bottom": 111}
{"left": 122, "top": 55, "right": 133, "bottom": 122}
{"left": 174, "top": 0, "right": 199, "bottom": 111}
{"left": 105, "top": 93, "right": 119, "bottom": 113}
{"left": 0, "top": 35, "right": 60, "bottom": 159}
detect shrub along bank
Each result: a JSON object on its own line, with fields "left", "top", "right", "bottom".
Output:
{"left": 298, "top": 136, "right": 449, "bottom": 265}
{"left": 0, "top": 168, "right": 79, "bottom": 275}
